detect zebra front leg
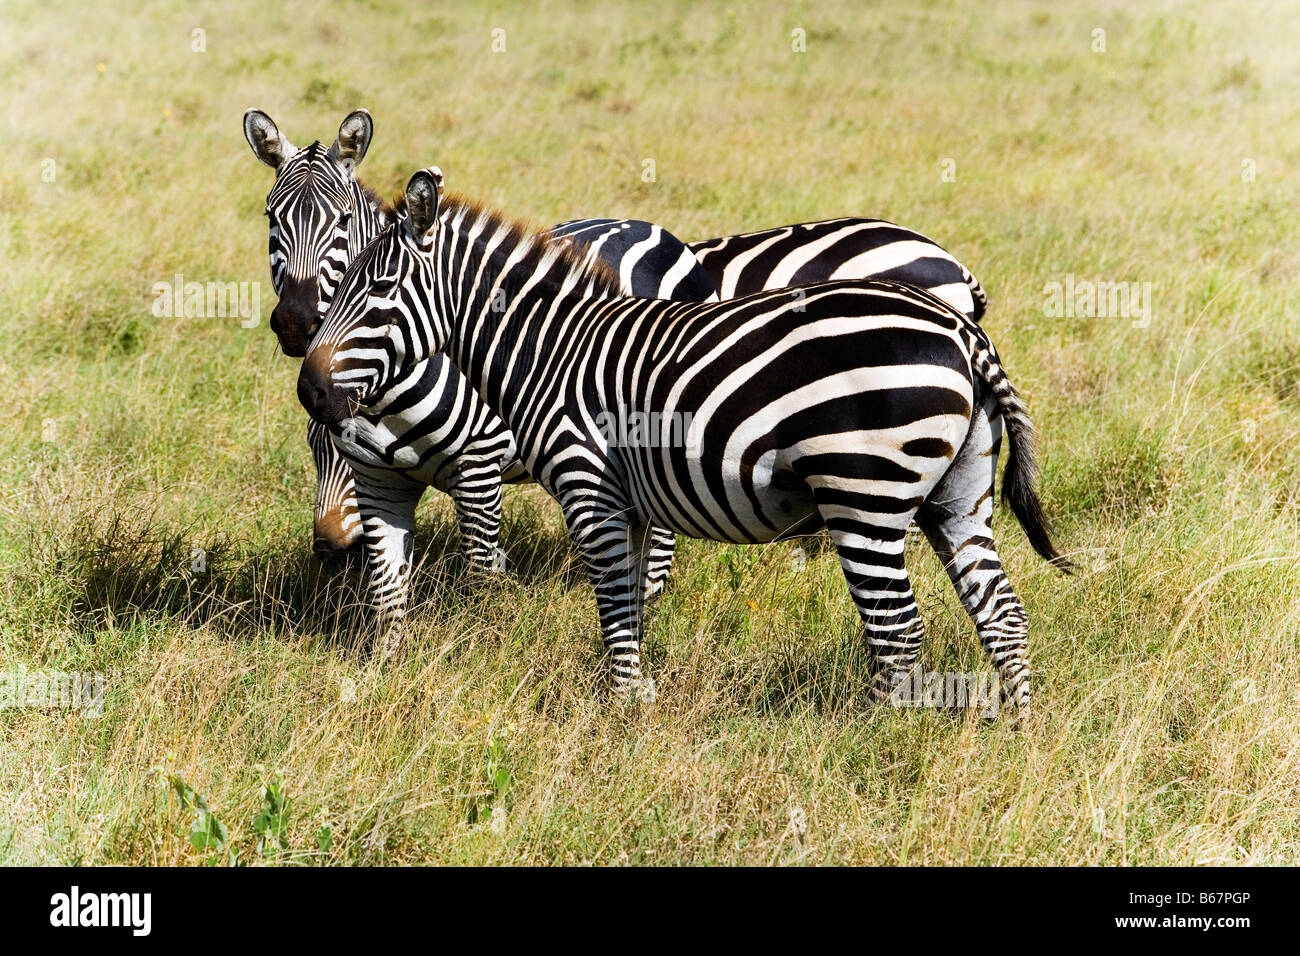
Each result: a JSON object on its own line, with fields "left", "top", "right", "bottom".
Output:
{"left": 561, "top": 501, "right": 654, "bottom": 700}
{"left": 642, "top": 526, "right": 675, "bottom": 601}
{"left": 445, "top": 462, "right": 506, "bottom": 574}
{"left": 354, "top": 479, "right": 422, "bottom": 660}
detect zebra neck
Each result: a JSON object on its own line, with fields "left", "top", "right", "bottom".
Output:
{"left": 435, "top": 211, "right": 614, "bottom": 418}
{"left": 348, "top": 179, "right": 389, "bottom": 254}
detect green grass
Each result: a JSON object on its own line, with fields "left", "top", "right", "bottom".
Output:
{"left": 1, "top": 0, "right": 1297, "bottom": 865}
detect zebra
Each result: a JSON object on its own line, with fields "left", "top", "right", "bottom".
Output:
{"left": 246, "top": 113, "right": 996, "bottom": 650}
{"left": 545, "top": 219, "right": 719, "bottom": 303}
{"left": 687, "top": 218, "right": 988, "bottom": 321}
{"left": 244, "top": 109, "right": 390, "bottom": 359}
{"left": 298, "top": 168, "right": 1069, "bottom": 718}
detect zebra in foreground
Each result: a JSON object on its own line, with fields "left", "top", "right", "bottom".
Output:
{"left": 245, "top": 110, "right": 997, "bottom": 645}
{"left": 299, "top": 168, "right": 1069, "bottom": 718}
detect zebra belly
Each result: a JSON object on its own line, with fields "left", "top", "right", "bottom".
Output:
{"left": 620, "top": 444, "right": 820, "bottom": 543}
{"left": 619, "top": 420, "right": 959, "bottom": 546}
{"left": 602, "top": 297, "right": 975, "bottom": 544}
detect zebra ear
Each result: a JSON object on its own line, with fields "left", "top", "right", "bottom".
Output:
{"left": 328, "top": 109, "right": 373, "bottom": 173}
{"left": 243, "top": 109, "right": 296, "bottom": 169}
{"left": 405, "top": 167, "right": 443, "bottom": 242}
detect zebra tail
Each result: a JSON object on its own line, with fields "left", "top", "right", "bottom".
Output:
{"left": 962, "top": 263, "right": 989, "bottom": 321}
{"left": 971, "top": 336, "right": 1073, "bottom": 572}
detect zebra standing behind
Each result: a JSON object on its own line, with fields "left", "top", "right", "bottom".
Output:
{"left": 299, "top": 168, "right": 1069, "bottom": 720}
{"left": 245, "top": 110, "right": 707, "bottom": 630}
{"left": 687, "top": 218, "right": 987, "bottom": 320}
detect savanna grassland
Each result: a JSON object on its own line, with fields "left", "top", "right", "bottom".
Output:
{"left": 1, "top": 0, "right": 1297, "bottom": 865}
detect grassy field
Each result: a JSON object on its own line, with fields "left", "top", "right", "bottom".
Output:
{"left": 1, "top": 0, "right": 1297, "bottom": 865}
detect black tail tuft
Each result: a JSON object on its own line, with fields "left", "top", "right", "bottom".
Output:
{"left": 974, "top": 338, "right": 1073, "bottom": 573}
{"left": 1001, "top": 413, "right": 1073, "bottom": 573}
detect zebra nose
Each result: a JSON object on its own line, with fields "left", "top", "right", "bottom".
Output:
{"left": 313, "top": 532, "right": 361, "bottom": 560}
{"left": 313, "top": 510, "right": 362, "bottom": 557}
{"left": 271, "top": 303, "right": 314, "bottom": 358}
{"left": 297, "top": 348, "right": 343, "bottom": 424}
{"left": 272, "top": 278, "right": 319, "bottom": 358}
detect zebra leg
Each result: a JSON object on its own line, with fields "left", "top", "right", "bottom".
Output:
{"left": 917, "top": 400, "right": 1031, "bottom": 721}
{"left": 560, "top": 499, "right": 654, "bottom": 699}
{"left": 445, "top": 462, "right": 506, "bottom": 574}
{"left": 642, "top": 526, "right": 675, "bottom": 601}
{"left": 354, "top": 477, "right": 422, "bottom": 660}
{"left": 826, "top": 524, "right": 925, "bottom": 705}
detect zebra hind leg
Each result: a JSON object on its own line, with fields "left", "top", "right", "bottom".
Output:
{"left": 916, "top": 401, "right": 1032, "bottom": 722}
{"left": 820, "top": 515, "right": 925, "bottom": 706}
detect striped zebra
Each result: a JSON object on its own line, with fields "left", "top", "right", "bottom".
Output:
{"left": 244, "top": 109, "right": 389, "bottom": 359}
{"left": 246, "top": 111, "right": 995, "bottom": 639}
{"left": 546, "top": 219, "right": 718, "bottom": 303}
{"left": 687, "top": 219, "right": 987, "bottom": 321}
{"left": 299, "top": 168, "right": 1068, "bottom": 718}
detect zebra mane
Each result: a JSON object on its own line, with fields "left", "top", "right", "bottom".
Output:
{"left": 388, "top": 188, "right": 622, "bottom": 297}
{"left": 359, "top": 179, "right": 398, "bottom": 218}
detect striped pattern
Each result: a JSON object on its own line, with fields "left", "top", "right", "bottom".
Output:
{"left": 688, "top": 217, "right": 988, "bottom": 320}
{"left": 546, "top": 219, "right": 719, "bottom": 302}
{"left": 248, "top": 119, "right": 697, "bottom": 634}
{"left": 301, "top": 172, "right": 1067, "bottom": 717}
{"left": 248, "top": 115, "right": 1000, "bottom": 666}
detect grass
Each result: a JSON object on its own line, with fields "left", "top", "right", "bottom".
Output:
{"left": 1, "top": 0, "right": 1298, "bottom": 865}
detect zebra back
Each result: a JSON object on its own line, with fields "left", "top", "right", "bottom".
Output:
{"left": 687, "top": 217, "right": 987, "bottom": 321}
{"left": 546, "top": 219, "right": 719, "bottom": 302}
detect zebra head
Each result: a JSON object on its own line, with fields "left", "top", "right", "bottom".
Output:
{"left": 299, "top": 168, "right": 445, "bottom": 427}
{"left": 307, "top": 418, "right": 363, "bottom": 557}
{"left": 244, "top": 108, "right": 374, "bottom": 357}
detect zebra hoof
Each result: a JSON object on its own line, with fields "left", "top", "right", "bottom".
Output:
{"left": 376, "top": 628, "right": 407, "bottom": 663}
{"left": 610, "top": 675, "right": 657, "bottom": 705}
{"left": 1009, "top": 700, "right": 1031, "bottom": 728}
{"left": 635, "top": 676, "right": 658, "bottom": 704}
{"left": 643, "top": 579, "right": 666, "bottom": 602}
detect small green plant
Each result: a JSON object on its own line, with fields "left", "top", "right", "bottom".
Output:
{"left": 718, "top": 546, "right": 759, "bottom": 591}
{"left": 169, "top": 774, "right": 229, "bottom": 864}
{"left": 253, "top": 771, "right": 292, "bottom": 859}
{"left": 468, "top": 737, "right": 512, "bottom": 825}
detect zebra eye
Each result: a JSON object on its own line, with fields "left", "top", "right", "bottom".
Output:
{"left": 370, "top": 280, "right": 396, "bottom": 296}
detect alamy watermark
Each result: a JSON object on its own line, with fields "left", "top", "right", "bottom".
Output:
{"left": 1042, "top": 274, "right": 1153, "bottom": 328}
{"left": 889, "top": 669, "right": 1000, "bottom": 718}
{"left": 151, "top": 273, "right": 261, "bottom": 327}
{"left": 1, "top": 668, "right": 106, "bottom": 718}
{"left": 596, "top": 407, "right": 701, "bottom": 455}
{"left": 50, "top": 886, "right": 150, "bottom": 936}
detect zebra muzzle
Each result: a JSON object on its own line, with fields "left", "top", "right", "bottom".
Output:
{"left": 298, "top": 348, "right": 352, "bottom": 426}
{"left": 270, "top": 277, "right": 321, "bottom": 357}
